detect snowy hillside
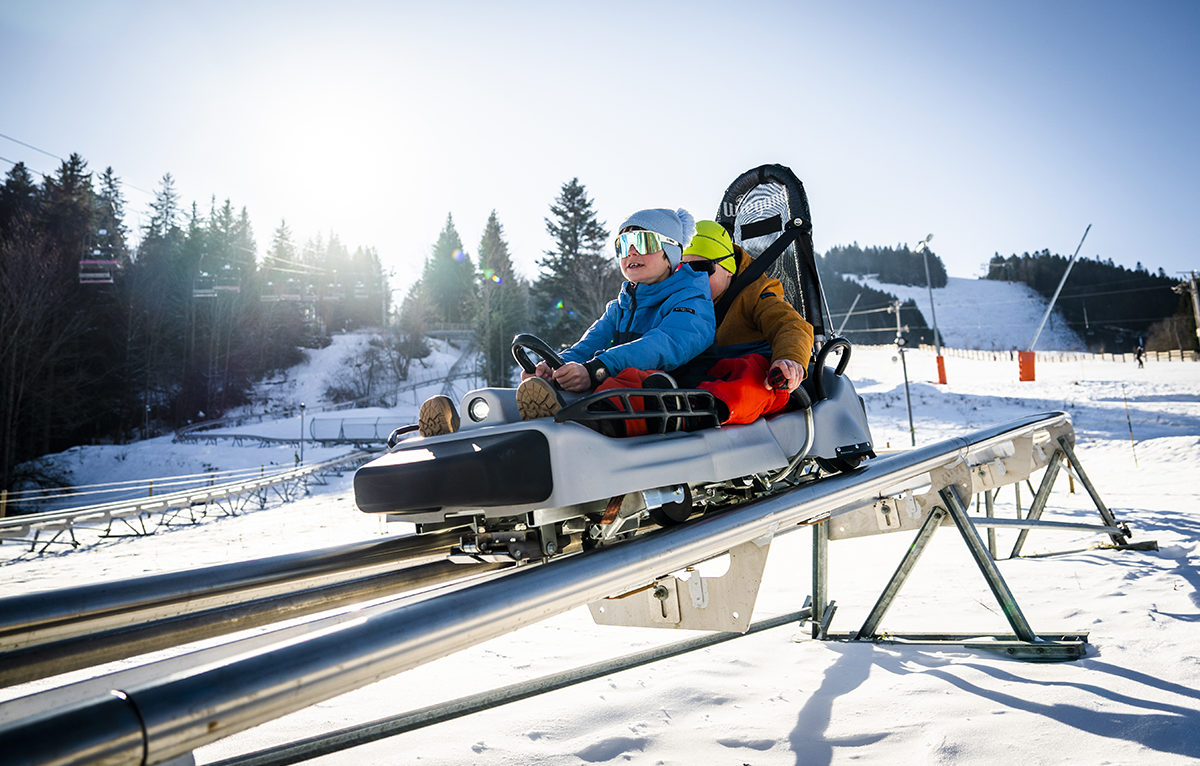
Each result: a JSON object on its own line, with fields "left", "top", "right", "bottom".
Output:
{"left": 853, "top": 276, "right": 1087, "bottom": 352}
{"left": 13, "top": 332, "right": 476, "bottom": 495}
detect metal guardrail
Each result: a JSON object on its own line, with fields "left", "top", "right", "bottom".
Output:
{"left": 0, "top": 451, "right": 373, "bottom": 559}
{"left": 0, "top": 412, "right": 1085, "bottom": 765}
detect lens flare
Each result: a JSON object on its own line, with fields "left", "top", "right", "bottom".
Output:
{"left": 451, "top": 248, "right": 466, "bottom": 262}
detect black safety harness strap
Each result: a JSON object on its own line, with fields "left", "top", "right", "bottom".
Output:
{"left": 713, "top": 219, "right": 807, "bottom": 326}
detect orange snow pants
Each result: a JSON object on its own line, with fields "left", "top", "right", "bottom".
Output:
{"left": 697, "top": 353, "right": 792, "bottom": 425}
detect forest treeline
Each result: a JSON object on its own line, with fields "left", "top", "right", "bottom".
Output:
{"left": 0, "top": 155, "right": 388, "bottom": 489}
{"left": 985, "top": 251, "right": 1195, "bottom": 353}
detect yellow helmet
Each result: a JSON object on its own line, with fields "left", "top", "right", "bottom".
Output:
{"left": 682, "top": 220, "right": 736, "bottom": 274}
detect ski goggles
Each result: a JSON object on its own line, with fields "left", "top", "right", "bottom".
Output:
{"left": 683, "top": 255, "right": 736, "bottom": 275}
{"left": 614, "top": 230, "right": 680, "bottom": 259}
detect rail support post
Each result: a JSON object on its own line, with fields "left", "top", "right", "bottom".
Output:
{"left": 810, "top": 520, "right": 835, "bottom": 638}
{"left": 1009, "top": 449, "right": 1065, "bottom": 558}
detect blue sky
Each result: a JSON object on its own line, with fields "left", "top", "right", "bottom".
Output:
{"left": 2, "top": 0, "right": 1197, "bottom": 293}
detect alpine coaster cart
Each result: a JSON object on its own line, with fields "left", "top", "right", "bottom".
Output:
{"left": 354, "top": 164, "right": 875, "bottom": 561}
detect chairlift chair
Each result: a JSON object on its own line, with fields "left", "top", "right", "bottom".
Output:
{"left": 78, "top": 232, "right": 120, "bottom": 285}
{"left": 280, "top": 279, "right": 302, "bottom": 301}
{"left": 78, "top": 258, "right": 117, "bottom": 285}
{"left": 192, "top": 273, "right": 217, "bottom": 299}
{"left": 260, "top": 281, "right": 281, "bottom": 304}
{"left": 214, "top": 264, "right": 242, "bottom": 294}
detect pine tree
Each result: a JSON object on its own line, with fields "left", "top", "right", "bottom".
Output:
{"left": 475, "top": 211, "right": 529, "bottom": 385}
{"left": 95, "top": 167, "right": 129, "bottom": 267}
{"left": 418, "top": 214, "right": 476, "bottom": 325}
{"left": 350, "top": 245, "right": 388, "bottom": 328}
{"left": 132, "top": 176, "right": 190, "bottom": 421}
{"left": 40, "top": 153, "right": 94, "bottom": 277}
{"left": 985, "top": 249, "right": 1181, "bottom": 352}
{"left": 822, "top": 243, "right": 947, "bottom": 287}
{"left": 0, "top": 161, "right": 41, "bottom": 234}
{"left": 144, "top": 173, "right": 180, "bottom": 242}
{"left": 268, "top": 219, "right": 295, "bottom": 262}
{"left": 234, "top": 206, "right": 256, "bottom": 270}
{"left": 532, "top": 178, "right": 616, "bottom": 347}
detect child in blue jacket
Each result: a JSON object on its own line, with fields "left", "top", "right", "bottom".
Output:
{"left": 417, "top": 208, "right": 714, "bottom": 436}
{"left": 528, "top": 209, "right": 713, "bottom": 381}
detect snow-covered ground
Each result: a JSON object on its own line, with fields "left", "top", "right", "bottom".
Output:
{"left": 2, "top": 317, "right": 1199, "bottom": 764}
{"left": 855, "top": 276, "right": 1088, "bottom": 352}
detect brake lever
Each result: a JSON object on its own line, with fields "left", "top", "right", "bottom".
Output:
{"left": 767, "top": 367, "right": 788, "bottom": 390}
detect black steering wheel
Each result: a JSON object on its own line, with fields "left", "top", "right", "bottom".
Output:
{"left": 511, "top": 333, "right": 566, "bottom": 374}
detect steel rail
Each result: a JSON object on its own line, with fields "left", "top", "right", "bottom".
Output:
{"left": 0, "top": 411, "right": 1072, "bottom": 766}
{"left": 212, "top": 608, "right": 813, "bottom": 766}
{"left": 0, "top": 560, "right": 515, "bottom": 689}
{"left": 0, "top": 451, "right": 371, "bottom": 545}
{"left": 0, "top": 529, "right": 481, "bottom": 686}
{"left": 0, "top": 563, "right": 521, "bottom": 726}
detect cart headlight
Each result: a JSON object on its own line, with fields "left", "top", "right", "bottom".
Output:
{"left": 467, "top": 397, "right": 490, "bottom": 422}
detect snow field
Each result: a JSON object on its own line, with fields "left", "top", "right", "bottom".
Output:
{"left": 1, "top": 324, "right": 1197, "bottom": 764}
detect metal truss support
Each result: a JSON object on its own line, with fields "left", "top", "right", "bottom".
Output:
{"left": 941, "top": 485, "right": 1036, "bottom": 641}
{"left": 823, "top": 484, "right": 1087, "bottom": 660}
{"left": 1057, "top": 437, "right": 1127, "bottom": 546}
{"left": 1009, "top": 439, "right": 1129, "bottom": 557}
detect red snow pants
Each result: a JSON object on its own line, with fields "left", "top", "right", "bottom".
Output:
{"left": 697, "top": 353, "right": 792, "bottom": 425}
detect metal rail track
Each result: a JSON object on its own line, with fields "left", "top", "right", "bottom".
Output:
{"left": 0, "top": 528, "right": 508, "bottom": 687}
{"left": 0, "top": 452, "right": 371, "bottom": 557}
{"left": 0, "top": 412, "right": 1081, "bottom": 765}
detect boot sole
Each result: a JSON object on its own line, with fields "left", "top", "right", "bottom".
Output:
{"left": 418, "top": 398, "right": 459, "bottom": 437}
{"left": 517, "top": 382, "right": 561, "bottom": 420}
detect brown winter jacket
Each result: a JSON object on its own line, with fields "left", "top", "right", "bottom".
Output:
{"left": 714, "top": 246, "right": 814, "bottom": 368}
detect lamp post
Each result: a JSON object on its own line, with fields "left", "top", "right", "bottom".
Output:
{"left": 892, "top": 300, "right": 916, "bottom": 447}
{"left": 299, "top": 402, "right": 306, "bottom": 465}
{"left": 914, "top": 233, "right": 946, "bottom": 384}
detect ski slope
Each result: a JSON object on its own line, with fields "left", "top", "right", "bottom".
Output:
{"left": 854, "top": 275, "right": 1088, "bottom": 352}
{"left": 1, "top": 331, "right": 1198, "bottom": 764}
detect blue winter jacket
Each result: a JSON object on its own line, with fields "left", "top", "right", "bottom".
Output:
{"left": 560, "top": 267, "right": 716, "bottom": 374}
